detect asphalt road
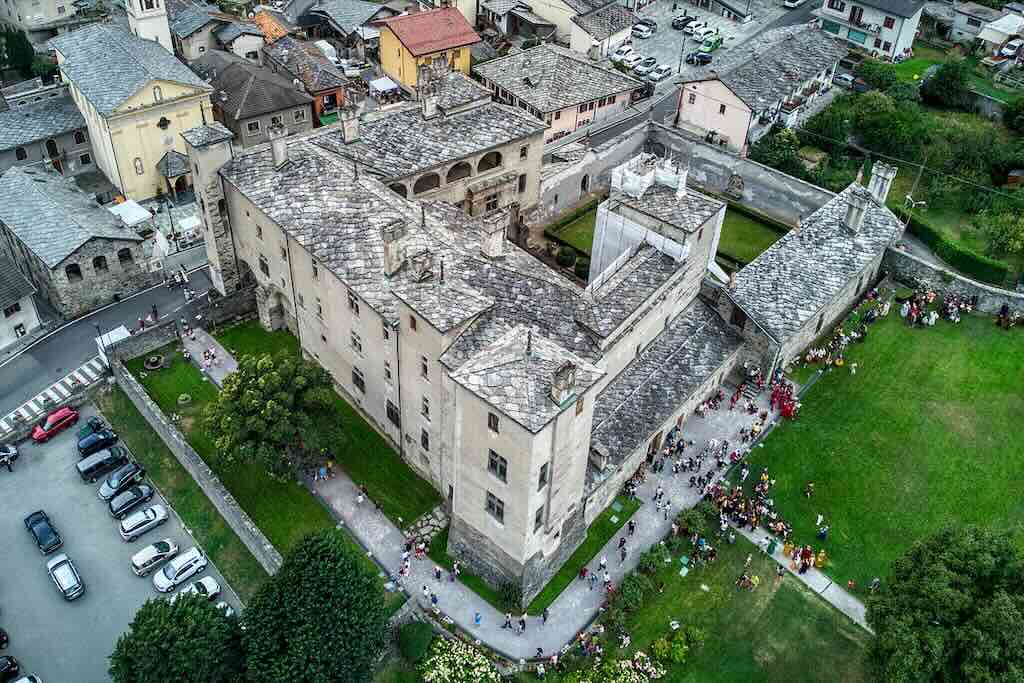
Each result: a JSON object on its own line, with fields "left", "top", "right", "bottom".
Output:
{"left": 0, "top": 268, "right": 212, "bottom": 417}
{"left": 0, "top": 404, "right": 239, "bottom": 683}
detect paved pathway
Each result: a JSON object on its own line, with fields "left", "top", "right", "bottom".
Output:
{"left": 182, "top": 327, "right": 237, "bottom": 388}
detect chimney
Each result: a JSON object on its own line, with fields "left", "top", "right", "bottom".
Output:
{"left": 727, "top": 271, "right": 736, "bottom": 290}
{"left": 867, "top": 161, "right": 898, "bottom": 205}
{"left": 844, "top": 188, "right": 870, "bottom": 233}
{"left": 676, "top": 164, "right": 689, "bottom": 199}
{"left": 380, "top": 218, "right": 406, "bottom": 276}
{"left": 480, "top": 209, "right": 507, "bottom": 259}
{"left": 420, "top": 79, "right": 439, "bottom": 120}
{"left": 338, "top": 105, "right": 359, "bottom": 144}
{"left": 268, "top": 123, "right": 289, "bottom": 169}
{"left": 550, "top": 361, "right": 577, "bottom": 406}
{"left": 410, "top": 249, "right": 433, "bottom": 281}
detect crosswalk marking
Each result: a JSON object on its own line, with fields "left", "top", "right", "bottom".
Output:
{"left": 80, "top": 364, "right": 97, "bottom": 380}
{"left": 46, "top": 389, "right": 60, "bottom": 403}
{"left": 2, "top": 355, "right": 109, "bottom": 435}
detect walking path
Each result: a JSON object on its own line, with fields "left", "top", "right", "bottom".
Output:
{"left": 182, "top": 327, "right": 237, "bottom": 388}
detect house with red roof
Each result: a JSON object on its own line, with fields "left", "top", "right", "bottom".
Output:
{"left": 378, "top": 7, "right": 481, "bottom": 90}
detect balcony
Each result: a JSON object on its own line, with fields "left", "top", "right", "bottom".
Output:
{"left": 813, "top": 7, "right": 883, "bottom": 35}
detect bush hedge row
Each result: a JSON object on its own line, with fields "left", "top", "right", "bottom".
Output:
{"left": 904, "top": 213, "right": 1010, "bottom": 286}
{"left": 543, "top": 196, "right": 605, "bottom": 237}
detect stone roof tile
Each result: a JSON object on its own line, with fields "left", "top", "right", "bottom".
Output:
{"left": 0, "top": 95, "right": 85, "bottom": 151}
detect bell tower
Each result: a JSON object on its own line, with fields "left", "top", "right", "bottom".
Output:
{"left": 127, "top": 0, "right": 173, "bottom": 53}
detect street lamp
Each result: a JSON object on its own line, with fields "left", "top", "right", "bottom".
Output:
{"left": 95, "top": 322, "right": 107, "bottom": 368}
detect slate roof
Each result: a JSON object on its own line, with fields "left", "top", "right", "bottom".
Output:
{"left": 181, "top": 122, "right": 234, "bottom": 147}
{"left": 434, "top": 72, "right": 491, "bottom": 112}
{"left": 571, "top": 3, "right": 635, "bottom": 41}
{"left": 451, "top": 327, "right": 604, "bottom": 433}
{"left": 215, "top": 21, "right": 263, "bottom": 43}
{"left": 49, "top": 23, "right": 211, "bottom": 116}
{"left": 711, "top": 27, "right": 846, "bottom": 111}
{"left": 855, "top": 0, "right": 924, "bottom": 18}
{"left": 728, "top": 183, "right": 903, "bottom": 343}
{"left": 481, "top": 0, "right": 522, "bottom": 14}
{"left": 157, "top": 150, "right": 190, "bottom": 177}
{"left": 263, "top": 37, "right": 349, "bottom": 92}
{"left": 391, "top": 279, "right": 494, "bottom": 332}
{"left": 379, "top": 8, "right": 480, "bottom": 57}
{"left": 590, "top": 299, "right": 742, "bottom": 466}
{"left": 618, "top": 183, "right": 723, "bottom": 234}
{"left": 472, "top": 43, "right": 642, "bottom": 113}
{"left": 308, "top": 100, "right": 546, "bottom": 180}
{"left": 0, "top": 95, "right": 85, "bottom": 151}
{"left": 310, "top": 0, "right": 385, "bottom": 34}
{"left": 0, "top": 167, "right": 143, "bottom": 268}
{"left": 0, "top": 254, "right": 36, "bottom": 311}
{"left": 166, "top": 0, "right": 218, "bottom": 38}
{"left": 192, "top": 51, "right": 313, "bottom": 121}
{"left": 562, "top": 0, "right": 609, "bottom": 15}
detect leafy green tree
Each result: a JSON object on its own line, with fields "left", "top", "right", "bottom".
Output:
{"left": 800, "top": 101, "right": 854, "bottom": 154}
{"left": 852, "top": 92, "right": 930, "bottom": 160}
{"left": 5, "top": 28, "right": 35, "bottom": 77}
{"left": 973, "top": 208, "right": 1024, "bottom": 255}
{"left": 1004, "top": 97, "right": 1024, "bottom": 134}
{"left": 203, "top": 351, "right": 343, "bottom": 479}
{"left": 242, "top": 531, "right": 387, "bottom": 683}
{"left": 886, "top": 80, "right": 922, "bottom": 104}
{"left": 31, "top": 55, "right": 56, "bottom": 80}
{"left": 749, "top": 126, "right": 808, "bottom": 179}
{"left": 856, "top": 60, "right": 898, "bottom": 91}
{"left": 109, "top": 594, "right": 244, "bottom": 683}
{"left": 866, "top": 526, "right": 1024, "bottom": 683}
{"left": 920, "top": 59, "right": 972, "bottom": 110}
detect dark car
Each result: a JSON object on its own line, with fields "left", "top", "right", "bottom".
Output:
{"left": 672, "top": 14, "right": 697, "bottom": 29}
{"left": 631, "top": 81, "right": 655, "bottom": 102}
{"left": 77, "top": 415, "right": 106, "bottom": 440}
{"left": 635, "top": 16, "right": 657, "bottom": 29}
{"left": 24, "top": 510, "right": 62, "bottom": 554}
{"left": 98, "top": 461, "right": 146, "bottom": 501}
{"left": 77, "top": 445, "right": 130, "bottom": 483}
{"left": 686, "top": 51, "right": 713, "bottom": 65}
{"left": 30, "top": 406, "right": 79, "bottom": 443}
{"left": 109, "top": 483, "right": 155, "bottom": 519}
{"left": 77, "top": 428, "right": 118, "bottom": 457}
{"left": 0, "top": 656, "right": 20, "bottom": 682}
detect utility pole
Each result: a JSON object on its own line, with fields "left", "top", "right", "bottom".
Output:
{"left": 676, "top": 33, "right": 687, "bottom": 75}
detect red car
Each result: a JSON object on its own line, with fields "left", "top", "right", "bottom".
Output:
{"left": 31, "top": 407, "right": 80, "bottom": 442}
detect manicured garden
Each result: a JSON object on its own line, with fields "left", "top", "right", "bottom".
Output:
{"left": 749, "top": 312, "right": 1022, "bottom": 588}
{"left": 556, "top": 208, "right": 598, "bottom": 255}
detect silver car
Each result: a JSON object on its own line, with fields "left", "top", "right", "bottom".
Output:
{"left": 153, "top": 547, "right": 208, "bottom": 592}
{"left": 119, "top": 504, "right": 168, "bottom": 542}
{"left": 170, "top": 576, "right": 221, "bottom": 604}
{"left": 131, "top": 538, "right": 179, "bottom": 577}
{"left": 46, "top": 553, "right": 84, "bottom": 600}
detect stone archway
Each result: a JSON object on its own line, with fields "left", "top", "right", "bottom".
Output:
{"left": 256, "top": 285, "right": 288, "bottom": 331}
{"left": 413, "top": 173, "right": 440, "bottom": 194}
{"left": 446, "top": 161, "right": 472, "bottom": 184}
{"left": 389, "top": 183, "right": 408, "bottom": 197}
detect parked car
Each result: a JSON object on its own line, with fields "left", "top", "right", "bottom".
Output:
{"left": 0, "top": 656, "right": 20, "bottom": 682}
{"left": 610, "top": 44, "right": 635, "bottom": 63}
{"left": 24, "top": 510, "right": 62, "bottom": 554}
{"left": 682, "top": 20, "right": 707, "bottom": 35}
{"left": 1001, "top": 38, "right": 1023, "bottom": 57}
{"left": 633, "top": 56, "right": 658, "bottom": 75}
{"left": 692, "top": 26, "right": 717, "bottom": 41}
{"left": 77, "top": 446, "right": 129, "bottom": 483}
{"left": 648, "top": 64, "right": 673, "bottom": 81}
{"left": 77, "top": 415, "right": 106, "bottom": 440}
{"left": 635, "top": 17, "right": 657, "bottom": 29}
{"left": 0, "top": 444, "right": 17, "bottom": 463}
{"left": 632, "top": 23, "right": 654, "bottom": 39}
{"left": 108, "top": 484, "right": 155, "bottom": 519}
{"left": 77, "top": 429, "right": 118, "bottom": 458}
{"left": 171, "top": 576, "right": 221, "bottom": 603}
{"left": 621, "top": 53, "right": 645, "bottom": 69}
{"left": 131, "top": 538, "right": 179, "bottom": 577}
{"left": 783, "top": 0, "right": 806, "bottom": 7}
{"left": 672, "top": 14, "right": 697, "bottom": 29}
{"left": 698, "top": 34, "right": 723, "bottom": 52}
{"left": 98, "top": 461, "right": 146, "bottom": 501}
{"left": 216, "top": 601, "right": 236, "bottom": 618}
{"left": 833, "top": 72, "right": 855, "bottom": 88}
{"left": 10, "top": 675, "right": 44, "bottom": 683}
{"left": 31, "top": 407, "right": 79, "bottom": 443}
{"left": 153, "top": 547, "right": 208, "bottom": 592}
{"left": 852, "top": 77, "right": 872, "bottom": 93}
{"left": 631, "top": 81, "right": 656, "bottom": 101}
{"left": 46, "top": 553, "right": 85, "bottom": 600}
{"left": 686, "top": 51, "right": 713, "bottom": 65}
{"left": 119, "top": 504, "right": 168, "bottom": 542}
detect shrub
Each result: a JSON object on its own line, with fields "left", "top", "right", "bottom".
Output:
{"left": 1005, "top": 97, "right": 1024, "bottom": 134}
{"left": 666, "top": 533, "right": 690, "bottom": 555}
{"left": 856, "top": 59, "right": 898, "bottom": 91}
{"left": 638, "top": 546, "right": 667, "bottom": 575}
{"left": 920, "top": 59, "right": 972, "bottom": 110}
{"left": 682, "top": 625, "right": 707, "bottom": 650}
{"left": 603, "top": 605, "right": 627, "bottom": 634}
{"left": 619, "top": 572, "right": 654, "bottom": 612}
{"left": 675, "top": 507, "right": 707, "bottom": 537}
{"left": 574, "top": 257, "right": 590, "bottom": 279}
{"left": 650, "top": 637, "right": 671, "bottom": 662}
{"left": 420, "top": 637, "right": 501, "bottom": 683}
{"left": 556, "top": 245, "right": 577, "bottom": 267}
{"left": 398, "top": 622, "right": 434, "bottom": 663}
{"left": 905, "top": 214, "right": 1009, "bottom": 285}
{"left": 498, "top": 582, "right": 522, "bottom": 612}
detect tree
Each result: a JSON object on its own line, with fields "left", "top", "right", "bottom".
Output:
{"left": 920, "top": 59, "right": 972, "bottom": 110}
{"left": 4, "top": 29, "right": 35, "bottom": 78}
{"left": 866, "top": 526, "right": 1024, "bottom": 683}
{"left": 973, "top": 207, "right": 1024, "bottom": 255}
{"left": 749, "top": 126, "right": 808, "bottom": 180}
{"left": 203, "top": 351, "right": 344, "bottom": 480}
{"left": 109, "top": 594, "right": 244, "bottom": 683}
{"left": 856, "top": 59, "right": 898, "bottom": 91}
{"left": 242, "top": 531, "right": 387, "bottom": 683}
{"left": 31, "top": 55, "right": 56, "bottom": 81}
{"left": 1004, "top": 97, "right": 1024, "bottom": 134}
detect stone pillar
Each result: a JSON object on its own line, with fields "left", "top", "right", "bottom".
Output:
{"left": 255, "top": 285, "right": 275, "bottom": 331}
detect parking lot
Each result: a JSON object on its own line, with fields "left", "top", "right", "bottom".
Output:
{"left": 0, "top": 404, "right": 239, "bottom": 682}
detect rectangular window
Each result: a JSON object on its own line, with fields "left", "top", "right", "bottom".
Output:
{"left": 883, "top": 15, "right": 894, "bottom": 28}
{"left": 280, "top": 245, "right": 287, "bottom": 261}
{"left": 387, "top": 400, "right": 400, "bottom": 427}
{"left": 966, "top": 17, "right": 981, "bottom": 27}
{"left": 488, "top": 412, "right": 499, "bottom": 433}
{"left": 294, "top": 109, "right": 307, "bottom": 123}
{"left": 409, "top": 315, "right": 417, "bottom": 331}
{"left": 316, "top": 297, "right": 323, "bottom": 319}
{"left": 519, "top": 145, "right": 529, "bottom": 160}
{"left": 873, "top": 37, "right": 882, "bottom": 48}
{"left": 259, "top": 255, "right": 269, "bottom": 277}
{"left": 246, "top": 120, "right": 260, "bottom": 135}
{"left": 352, "top": 367, "right": 365, "bottom": 393}
{"left": 3, "top": 302, "right": 21, "bottom": 317}
{"left": 487, "top": 449, "right": 507, "bottom": 482}
{"left": 719, "top": 104, "right": 726, "bottom": 115}
{"left": 420, "top": 355, "right": 429, "bottom": 379}
{"left": 382, "top": 323, "right": 390, "bottom": 340}
{"left": 257, "top": 225, "right": 263, "bottom": 240}
{"left": 14, "top": 323, "right": 25, "bottom": 338}
{"left": 485, "top": 492, "right": 504, "bottom": 523}
{"left": 79, "top": 153, "right": 91, "bottom": 165}
{"left": 420, "top": 428, "right": 430, "bottom": 452}
{"left": 350, "top": 330, "right": 362, "bottom": 353}
{"left": 534, "top": 505, "right": 544, "bottom": 532}
{"left": 554, "top": 110, "right": 560, "bottom": 120}
{"left": 538, "top": 463, "right": 548, "bottom": 490}
{"left": 698, "top": 228, "right": 704, "bottom": 241}
{"left": 384, "top": 360, "right": 392, "bottom": 381}
{"left": 687, "top": 92, "right": 696, "bottom": 105}
{"left": 518, "top": 174, "right": 527, "bottom": 193}
{"left": 597, "top": 96, "right": 606, "bottom": 107}
{"left": 348, "top": 291, "right": 360, "bottom": 316}
{"left": 883, "top": 41, "right": 891, "bottom": 51}
{"left": 421, "top": 396, "right": 430, "bottom": 419}
{"left": 578, "top": 103, "right": 586, "bottom": 113}
{"left": 297, "top": 293, "right": 304, "bottom": 308}
{"left": 485, "top": 193, "right": 499, "bottom": 212}
{"left": 826, "top": 0, "right": 843, "bottom": 8}
{"left": 311, "top": 259, "right": 318, "bottom": 279}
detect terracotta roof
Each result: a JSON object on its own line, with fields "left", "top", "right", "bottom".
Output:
{"left": 380, "top": 8, "right": 480, "bottom": 57}
{"left": 254, "top": 9, "right": 292, "bottom": 43}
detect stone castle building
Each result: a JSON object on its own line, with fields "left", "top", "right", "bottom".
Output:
{"left": 186, "top": 105, "right": 904, "bottom": 602}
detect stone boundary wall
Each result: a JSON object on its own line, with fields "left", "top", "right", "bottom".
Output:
{"left": 884, "top": 247, "right": 1024, "bottom": 315}
{"left": 112, "top": 359, "right": 283, "bottom": 573}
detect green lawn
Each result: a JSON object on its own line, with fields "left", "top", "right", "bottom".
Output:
{"left": 746, "top": 312, "right": 1023, "bottom": 590}
{"left": 216, "top": 320, "right": 300, "bottom": 358}
{"left": 98, "top": 387, "right": 269, "bottom": 603}
{"left": 894, "top": 43, "right": 1018, "bottom": 101}
{"left": 428, "top": 526, "right": 509, "bottom": 612}
{"left": 718, "top": 210, "right": 784, "bottom": 264}
{"left": 555, "top": 208, "right": 597, "bottom": 255}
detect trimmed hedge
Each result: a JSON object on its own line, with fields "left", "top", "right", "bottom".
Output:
{"left": 398, "top": 622, "right": 434, "bottom": 663}
{"left": 722, "top": 199, "right": 792, "bottom": 235}
{"left": 544, "top": 196, "right": 605, "bottom": 237}
{"left": 904, "top": 213, "right": 1010, "bottom": 286}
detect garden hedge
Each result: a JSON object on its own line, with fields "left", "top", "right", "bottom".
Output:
{"left": 398, "top": 622, "right": 435, "bottom": 663}
{"left": 904, "top": 213, "right": 1010, "bottom": 286}
{"left": 543, "top": 196, "right": 605, "bottom": 237}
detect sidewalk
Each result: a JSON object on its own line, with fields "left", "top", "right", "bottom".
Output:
{"left": 182, "top": 327, "right": 237, "bottom": 388}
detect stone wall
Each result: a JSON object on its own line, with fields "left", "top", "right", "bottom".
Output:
{"left": 53, "top": 238, "right": 157, "bottom": 319}
{"left": 520, "top": 505, "right": 586, "bottom": 605}
{"left": 884, "top": 247, "right": 1024, "bottom": 315}
{"left": 4, "top": 383, "right": 105, "bottom": 443}
{"left": 108, "top": 319, "right": 180, "bottom": 363}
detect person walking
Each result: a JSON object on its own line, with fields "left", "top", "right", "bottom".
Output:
{"left": 421, "top": 585, "right": 429, "bottom": 601}
{"left": 627, "top": 520, "right": 636, "bottom": 536}
{"left": 620, "top": 547, "right": 627, "bottom": 564}
{"left": 617, "top": 537, "right": 626, "bottom": 551}
{"left": 504, "top": 612, "right": 513, "bottom": 629}
{"left": 474, "top": 612, "right": 482, "bottom": 627}
{"left": 599, "top": 556, "right": 607, "bottom": 571}
{"left": 518, "top": 614, "right": 527, "bottom": 634}
{"left": 542, "top": 607, "right": 549, "bottom": 625}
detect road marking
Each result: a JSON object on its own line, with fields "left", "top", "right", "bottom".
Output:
{"left": 17, "top": 407, "right": 32, "bottom": 421}
{"left": 0, "top": 417, "right": 10, "bottom": 433}
{"left": 89, "top": 357, "right": 106, "bottom": 373}
{"left": 25, "top": 399, "right": 41, "bottom": 415}
{"left": 80, "top": 363, "right": 97, "bottom": 380}
{"left": 71, "top": 371, "right": 88, "bottom": 385}
{"left": 46, "top": 389, "right": 61, "bottom": 403}
{"left": 52, "top": 382, "right": 70, "bottom": 397}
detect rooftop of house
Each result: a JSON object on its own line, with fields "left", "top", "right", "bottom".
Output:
{"left": 309, "top": 0, "right": 388, "bottom": 34}
{"left": 253, "top": 8, "right": 295, "bottom": 42}
{"left": 472, "top": 43, "right": 642, "bottom": 113}
{"left": 451, "top": 327, "right": 605, "bottom": 433}
{"left": 0, "top": 167, "right": 143, "bottom": 268}
{"left": 562, "top": 0, "right": 611, "bottom": 16}
{"left": 166, "top": 0, "right": 219, "bottom": 38}
{"left": 263, "top": 36, "right": 349, "bottom": 92}
{"left": 953, "top": 1, "right": 1003, "bottom": 20}
{"left": 180, "top": 121, "right": 234, "bottom": 147}
{"left": 157, "top": 150, "right": 190, "bottom": 178}
{"left": 589, "top": 298, "right": 742, "bottom": 478}
{"left": 0, "top": 254, "right": 36, "bottom": 312}
{"left": 214, "top": 21, "right": 264, "bottom": 43}
{"left": 618, "top": 182, "right": 724, "bottom": 233}
{"left": 49, "top": 23, "right": 211, "bottom": 116}
{"left": 432, "top": 71, "right": 492, "bottom": 112}
{"left": 706, "top": 26, "right": 846, "bottom": 111}
{"left": 571, "top": 2, "right": 635, "bottom": 41}
{"left": 852, "top": 0, "right": 925, "bottom": 18}
{"left": 191, "top": 51, "right": 313, "bottom": 121}
{"left": 391, "top": 277, "right": 496, "bottom": 332}
{"left": 307, "top": 97, "right": 546, "bottom": 180}
{"left": 379, "top": 7, "right": 480, "bottom": 57}
{"left": 0, "top": 94, "right": 85, "bottom": 151}
{"left": 728, "top": 181, "right": 903, "bottom": 343}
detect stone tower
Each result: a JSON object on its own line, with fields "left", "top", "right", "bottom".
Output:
{"left": 182, "top": 124, "right": 239, "bottom": 296}
{"left": 127, "top": 0, "right": 173, "bottom": 52}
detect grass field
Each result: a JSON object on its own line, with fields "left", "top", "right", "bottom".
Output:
{"left": 747, "top": 312, "right": 1022, "bottom": 589}
{"left": 893, "top": 43, "right": 1018, "bottom": 101}
{"left": 555, "top": 208, "right": 598, "bottom": 255}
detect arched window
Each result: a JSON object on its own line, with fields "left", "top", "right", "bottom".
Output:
{"left": 389, "top": 183, "right": 407, "bottom": 198}
{"left": 580, "top": 174, "right": 590, "bottom": 195}
{"left": 133, "top": 157, "right": 144, "bottom": 175}
{"left": 413, "top": 173, "right": 440, "bottom": 194}
{"left": 92, "top": 255, "right": 108, "bottom": 272}
{"left": 118, "top": 248, "right": 134, "bottom": 265}
{"left": 153, "top": 86, "right": 162, "bottom": 102}
{"left": 446, "top": 161, "right": 472, "bottom": 183}
{"left": 45, "top": 139, "right": 59, "bottom": 158}
{"left": 477, "top": 151, "right": 502, "bottom": 173}
{"left": 15, "top": 147, "right": 27, "bottom": 161}
{"left": 65, "top": 263, "right": 83, "bottom": 282}
{"left": 73, "top": 131, "right": 86, "bottom": 145}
